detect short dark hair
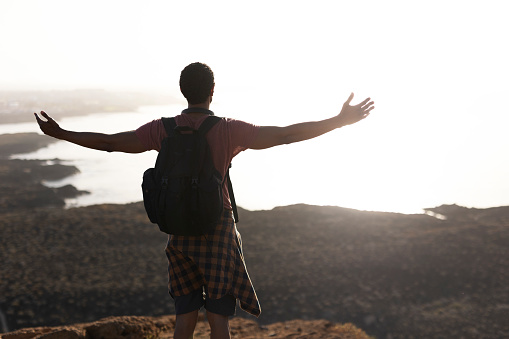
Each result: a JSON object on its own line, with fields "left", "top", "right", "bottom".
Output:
{"left": 179, "top": 62, "right": 215, "bottom": 104}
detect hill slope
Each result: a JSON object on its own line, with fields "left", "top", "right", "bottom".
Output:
{"left": 1, "top": 203, "right": 509, "bottom": 338}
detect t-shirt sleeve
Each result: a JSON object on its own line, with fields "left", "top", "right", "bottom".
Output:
{"left": 227, "top": 118, "right": 260, "bottom": 155}
{"left": 135, "top": 119, "right": 167, "bottom": 152}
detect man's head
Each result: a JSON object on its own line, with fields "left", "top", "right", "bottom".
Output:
{"left": 179, "top": 62, "right": 215, "bottom": 105}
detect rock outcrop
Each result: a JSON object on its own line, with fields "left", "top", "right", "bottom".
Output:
{"left": 2, "top": 314, "right": 372, "bottom": 339}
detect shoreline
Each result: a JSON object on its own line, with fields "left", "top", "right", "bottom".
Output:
{"left": 0, "top": 132, "right": 59, "bottom": 157}
{"left": 0, "top": 89, "right": 177, "bottom": 125}
{"left": 1, "top": 132, "right": 506, "bottom": 215}
{"left": 0, "top": 107, "right": 136, "bottom": 125}
{"left": 0, "top": 133, "right": 89, "bottom": 212}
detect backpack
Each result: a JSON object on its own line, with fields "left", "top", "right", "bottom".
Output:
{"left": 141, "top": 110, "right": 238, "bottom": 236}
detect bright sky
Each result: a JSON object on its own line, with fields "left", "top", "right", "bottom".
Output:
{"left": 1, "top": 0, "right": 508, "bottom": 212}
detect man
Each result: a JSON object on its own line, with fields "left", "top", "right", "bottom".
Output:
{"left": 35, "top": 62, "right": 374, "bottom": 339}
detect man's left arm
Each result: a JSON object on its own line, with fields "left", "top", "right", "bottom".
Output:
{"left": 250, "top": 93, "right": 374, "bottom": 150}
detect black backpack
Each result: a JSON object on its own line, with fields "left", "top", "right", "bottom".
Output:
{"left": 141, "top": 110, "right": 238, "bottom": 235}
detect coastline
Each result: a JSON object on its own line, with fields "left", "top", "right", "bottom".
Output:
{"left": 0, "top": 89, "right": 177, "bottom": 125}
{"left": 0, "top": 132, "right": 59, "bottom": 157}
{"left": 0, "top": 133, "right": 89, "bottom": 211}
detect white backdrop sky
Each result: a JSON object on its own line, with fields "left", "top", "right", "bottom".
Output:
{"left": 1, "top": 0, "right": 508, "bottom": 213}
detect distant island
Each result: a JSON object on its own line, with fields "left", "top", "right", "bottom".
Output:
{"left": 0, "top": 89, "right": 179, "bottom": 124}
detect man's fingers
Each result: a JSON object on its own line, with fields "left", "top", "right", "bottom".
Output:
{"left": 34, "top": 112, "right": 48, "bottom": 122}
{"left": 34, "top": 113, "right": 43, "bottom": 123}
{"left": 40, "top": 111, "right": 58, "bottom": 124}
{"left": 41, "top": 111, "right": 51, "bottom": 120}
{"left": 358, "top": 98, "right": 371, "bottom": 108}
{"left": 34, "top": 111, "right": 57, "bottom": 126}
{"left": 345, "top": 92, "right": 354, "bottom": 105}
{"left": 361, "top": 101, "right": 375, "bottom": 110}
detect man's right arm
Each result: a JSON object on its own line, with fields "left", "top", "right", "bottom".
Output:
{"left": 34, "top": 111, "right": 147, "bottom": 154}
{"left": 250, "top": 93, "right": 374, "bottom": 150}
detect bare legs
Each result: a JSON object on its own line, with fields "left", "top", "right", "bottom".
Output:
{"left": 207, "top": 312, "right": 231, "bottom": 339}
{"left": 174, "top": 310, "right": 199, "bottom": 339}
{"left": 174, "top": 310, "right": 231, "bottom": 339}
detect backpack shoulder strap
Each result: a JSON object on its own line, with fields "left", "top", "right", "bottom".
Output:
{"left": 197, "top": 116, "right": 239, "bottom": 223}
{"left": 198, "top": 115, "right": 222, "bottom": 135}
{"left": 227, "top": 165, "right": 239, "bottom": 223}
{"left": 162, "top": 117, "right": 177, "bottom": 136}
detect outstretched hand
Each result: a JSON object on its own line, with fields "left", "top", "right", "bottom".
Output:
{"left": 337, "top": 93, "right": 375, "bottom": 127}
{"left": 34, "top": 111, "right": 63, "bottom": 139}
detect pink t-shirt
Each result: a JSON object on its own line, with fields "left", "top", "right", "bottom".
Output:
{"left": 135, "top": 114, "right": 260, "bottom": 209}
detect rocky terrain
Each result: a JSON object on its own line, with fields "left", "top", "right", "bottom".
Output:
{"left": 0, "top": 133, "right": 89, "bottom": 211}
{"left": 2, "top": 314, "right": 372, "bottom": 339}
{"left": 1, "top": 132, "right": 509, "bottom": 338}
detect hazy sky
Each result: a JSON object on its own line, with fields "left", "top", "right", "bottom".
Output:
{"left": 1, "top": 0, "right": 508, "bottom": 212}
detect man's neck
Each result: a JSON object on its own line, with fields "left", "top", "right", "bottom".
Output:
{"left": 184, "top": 102, "right": 213, "bottom": 117}
{"left": 187, "top": 103, "right": 210, "bottom": 110}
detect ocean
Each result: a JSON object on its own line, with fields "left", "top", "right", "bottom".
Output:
{"left": 2, "top": 105, "right": 507, "bottom": 214}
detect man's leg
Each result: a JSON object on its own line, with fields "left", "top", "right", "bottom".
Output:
{"left": 204, "top": 292, "right": 236, "bottom": 339}
{"left": 174, "top": 310, "right": 199, "bottom": 339}
{"left": 206, "top": 311, "right": 231, "bottom": 339}
{"left": 173, "top": 288, "right": 205, "bottom": 339}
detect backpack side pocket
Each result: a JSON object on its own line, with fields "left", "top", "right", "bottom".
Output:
{"left": 142, "top": 168, "right": 158, "bottom": 224}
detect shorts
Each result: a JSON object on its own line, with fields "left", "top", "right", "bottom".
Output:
{"left": 174, "top": 286, "right": 237, "bottom": 316}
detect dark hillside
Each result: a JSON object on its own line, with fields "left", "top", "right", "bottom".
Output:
{"left": 2, "top": 202, "right": 508, "bottom": 338}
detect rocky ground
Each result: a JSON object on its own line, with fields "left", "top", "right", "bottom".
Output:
{"left": 0, "top": 133, "right": 89, "bottom": 211}
{"left": 2, "top": 314, "right": 372, "bottom": 339}
{"left": 1, "top": 133, "right": 509, "bottom": 339}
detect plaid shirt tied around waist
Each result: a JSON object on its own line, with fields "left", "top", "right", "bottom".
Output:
{"left": 165, "top": 210, "right": 261, "bottom": 317}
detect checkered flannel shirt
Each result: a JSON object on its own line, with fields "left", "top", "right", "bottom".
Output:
{"left": 165, "top": 210, "right": 261, "bottom": 317}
